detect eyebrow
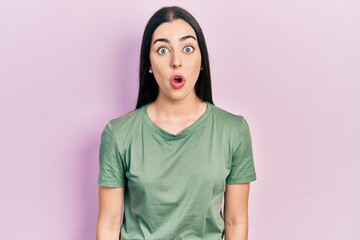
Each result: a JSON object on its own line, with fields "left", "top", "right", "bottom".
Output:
{"left": 152, "top": 35, "right": 197, "bottom": 45}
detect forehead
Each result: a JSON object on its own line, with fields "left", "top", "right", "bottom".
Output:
{"left": 152, "top": 19, "right": 196, "bottom": 40}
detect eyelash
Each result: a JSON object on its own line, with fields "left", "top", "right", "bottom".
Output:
{"left": 157, "top": 47, "right": 169, "bottom": 55}
{"left": 183, "top": 46, "right": 194, "bottom": 53}
{"left": 156, "top": 45, "right": 195, "bottom": 55}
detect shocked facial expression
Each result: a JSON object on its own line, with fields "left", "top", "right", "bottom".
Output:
{"left": 149, "top": 19, "right": 202, "bottom": 102}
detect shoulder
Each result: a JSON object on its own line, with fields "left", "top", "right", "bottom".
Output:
{"left": 210, "top": 104, "right": 249, "bottom": 130}
{"left": 103, "top": 107, "right": 145, "bottom": 136}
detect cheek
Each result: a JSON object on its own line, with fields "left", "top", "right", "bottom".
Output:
{"left": 150, "top": 57, "right": 168, "bottom": 83}
{"left": 192, "top": 52, "right": 202, "bottom": 66}
{"left": 150, "top": 55, "right": 168, "bottom": 70}
{"left": 190, "top": 54, "right": 202, "bottom": 72}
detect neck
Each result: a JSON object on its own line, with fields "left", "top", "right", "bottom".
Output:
{"left": 151, "top": 93, "right": 205, "bottom": 118}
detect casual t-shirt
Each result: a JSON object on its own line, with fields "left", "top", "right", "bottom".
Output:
{"left": 98, "top": 102, "right": 256, "bottom": 240}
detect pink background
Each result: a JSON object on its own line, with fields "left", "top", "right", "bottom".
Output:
{"left": 1, "top": 0, "right": 359, "bottom": 239}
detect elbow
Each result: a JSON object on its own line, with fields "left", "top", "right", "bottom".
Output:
{"left": 97, "top": 215, "right": 122, "bottom": 232}
{"left": 225, "top": 216, "right": 248, "bottom": 228}
{"left": 96, "top": 220, "right": 121, "bottom": 240}
{"left": 224, "top": 218, "right": 249, "bottom": 240}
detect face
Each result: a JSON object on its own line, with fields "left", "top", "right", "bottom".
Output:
{"left": 149, "top": 19, "right": 202, "bottom": 102}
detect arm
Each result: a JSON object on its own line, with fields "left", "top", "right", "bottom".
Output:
{"left": 96, "top": 186, "right": 124, "bottom": 240}
{"left": 224, "top": 183, "right": 251, "bottom": 240}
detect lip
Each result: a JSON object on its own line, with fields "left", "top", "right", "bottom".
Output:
{"left": 170, "top": 73, "right": 186, "bottom": 89}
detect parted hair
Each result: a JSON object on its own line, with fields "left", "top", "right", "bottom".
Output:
{"left": 136, "top": 6, "right": 214, "bottom": 109}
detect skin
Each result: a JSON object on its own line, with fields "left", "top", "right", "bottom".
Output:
{"left": 147, "top": 19, "right": 206, "bottom": 135}
{"left": 97, "top": 19, "right": 251, "bottom": 240}
{"left": 97, "top": 187, "right": 124, "bottom": 240}
{"left": 224, "top": 183, "right": 251, "bottom": 240}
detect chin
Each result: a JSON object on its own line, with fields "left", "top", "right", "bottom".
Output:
{"left": 167, "top": 90, "right": 196, "bottom": 102}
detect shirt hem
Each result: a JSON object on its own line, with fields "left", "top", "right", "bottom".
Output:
{"left": 226, "top": 174, "right": 257, "bottom": 184}
{"left": 98, "top": 179, "right": 125, "bottom": 188}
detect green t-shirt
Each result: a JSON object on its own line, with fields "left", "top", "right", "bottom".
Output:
{"left": 98, "top": 102, "right": 256, "bottom": 240}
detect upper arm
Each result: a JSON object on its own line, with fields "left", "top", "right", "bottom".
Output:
{"left": 97, "top": 186, "right": 125, "bottom": 231}
{"left": 98, "top": 123, "right": 126, "bottom": 188}
{"left": 226, "top": 117, "right": 256, "bottom": 185}
{"left": 224, "top": 183, "right": 250, "bottom": 225}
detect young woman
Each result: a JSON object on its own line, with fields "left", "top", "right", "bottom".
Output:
{"left": 97, "top": 6, "right": 256, "bottom": 240}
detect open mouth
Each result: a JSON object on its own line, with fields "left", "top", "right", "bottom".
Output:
{"left": 170, "top": 74, "right": 186, "bottom": 89}
{"left": 175, "top": 76, "right": 182, "bottom": 82}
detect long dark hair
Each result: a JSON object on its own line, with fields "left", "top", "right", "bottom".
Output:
{"left": 136, "top": 6, "right": 214, "bottom": 109}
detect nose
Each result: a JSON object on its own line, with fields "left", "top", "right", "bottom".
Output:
{"left": 171, "top": 51, "right": 182, "bottom": 69}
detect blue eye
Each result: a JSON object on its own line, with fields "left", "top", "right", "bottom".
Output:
{"left": 183, "top": 46, "right": 194, "bottom": 53}
{"left": 157, "top": 47, "right": 169, "bottom": 55}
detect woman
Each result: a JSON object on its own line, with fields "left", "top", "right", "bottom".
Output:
{"left": 97, "top": 6, "right": 256, "bottom": 240}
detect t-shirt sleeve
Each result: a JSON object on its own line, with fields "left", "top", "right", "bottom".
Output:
{"left": 97, "top": 122, "right": 126, "bottom": 188}
{"left": 226, "top": 116, "right": 257, "bottom": 184}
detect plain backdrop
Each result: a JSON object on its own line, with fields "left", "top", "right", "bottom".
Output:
{"left": 1, "top": 0, "right": 359, "bottom": 239}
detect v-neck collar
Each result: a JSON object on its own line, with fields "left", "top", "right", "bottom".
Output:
{"left": 142, "top": 102, "right": 212, "bottom": 141}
